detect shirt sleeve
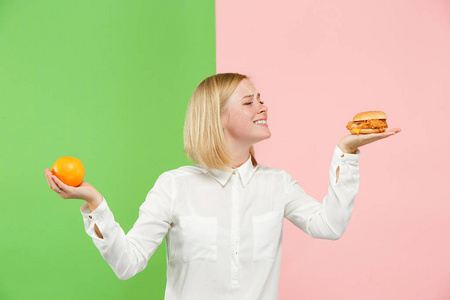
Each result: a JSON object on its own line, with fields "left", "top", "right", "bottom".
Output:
{"left": 80, "top": 171, "right": 173, "bottom": 280}
{"left": 283, "top": 144, "right": 360, "bottom": 240}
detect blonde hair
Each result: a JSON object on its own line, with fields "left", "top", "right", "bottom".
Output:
{"left": 183, "top": 73, "right": 258, "bottom": 171}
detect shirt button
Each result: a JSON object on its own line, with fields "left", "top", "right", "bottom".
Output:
{"left": 340, "top": 154, "right": 344, "bottom": 157}
{"left": 233, "top": 171, "right": 236, "bottom": 175}
{"left": 89, "top": 215, "right": 92, "bottom": 219}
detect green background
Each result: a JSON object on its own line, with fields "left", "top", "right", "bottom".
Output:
{"left": 0, "top": 1, "right": 215, "bottom": 299}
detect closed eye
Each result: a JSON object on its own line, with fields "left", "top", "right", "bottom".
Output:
{"left": 244, "top": 101, "right": 264, "bottom": 105}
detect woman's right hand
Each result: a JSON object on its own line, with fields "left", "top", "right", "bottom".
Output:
{"left": 44, "top": 168, "right": 103, "bottom": 210}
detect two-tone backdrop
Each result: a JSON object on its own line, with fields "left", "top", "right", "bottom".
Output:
{"left": 1, "top": 1, "right": 449, "bottom": 299}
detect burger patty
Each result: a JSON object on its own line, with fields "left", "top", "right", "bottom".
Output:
{"left": 346, "top": 119, "right": 388, "bottom": 130}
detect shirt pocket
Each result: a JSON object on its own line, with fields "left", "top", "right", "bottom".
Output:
{"left": 252, "top": 210, "right": 283, "bottom": 261}
{"left": 179, "top": 215, "right": 218, "bottom": 262}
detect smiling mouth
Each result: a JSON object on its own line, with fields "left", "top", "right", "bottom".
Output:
{"left": 253, "top": 120, "right": 268, "bottom": 126}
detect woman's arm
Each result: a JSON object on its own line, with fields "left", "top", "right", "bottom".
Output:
{"left": 80, "top": 172, "right": 173, "bottom": 280}
{"left": 284, "top": 144, "right": 360, "bottom": 240}
{"left": 86, "top": 195, "right": 104, "bottom": 239}
{"left": 335, "top": 144, "right": 359, "bottom": 183}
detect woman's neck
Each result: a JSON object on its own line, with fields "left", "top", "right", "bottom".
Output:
{"left": 228, "top": 143, "right": 251, "bottom": 169}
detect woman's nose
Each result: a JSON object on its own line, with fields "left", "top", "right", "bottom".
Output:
{"left": 258, "top": 102, "right": 268, "bottom": 113}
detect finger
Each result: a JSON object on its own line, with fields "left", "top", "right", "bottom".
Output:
{"left": 359, "top": 132, "right": 388, "bottom": 142}
{"left": 387, "top": 128, "right": 402, "bottom": 134}
{"left": 380, "top": 128, "right": 401, "bottom": 139}
{"left": 52, "top": 175, "right": 70, "bottom": 192}
{"left": 47, "top": 173, "right": 60, "bottom": 192}
{"left": 44, "top": 170, "right": 51, "bottom": 188}
{"left": 52, "top": 175, "right": 63, "bottom": 190}
{"left": 369, "top": 128, "right": 400, "bottom": 138}
{"left": 45, "top": 170, "right": 65, "bottom": 194}
{"left": 355, "top": 132, "right": 391, "bottom": 147}
{"left": 380, "top": 128, "right": 400, "bottom": 134}
{"left": 45, "top": 169, "right": 54, "bottom": 180}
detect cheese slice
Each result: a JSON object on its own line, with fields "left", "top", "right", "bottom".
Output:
{"left": 354, "top": 128, "right": 361, "bottom": 134}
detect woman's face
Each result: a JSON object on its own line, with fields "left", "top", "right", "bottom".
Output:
{"left": 221, "top": 79, "right": 271, "bottom": 147}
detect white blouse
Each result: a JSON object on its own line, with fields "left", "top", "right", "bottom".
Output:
{"left": 80, "top": 144, "right": 360, "bottom": 300}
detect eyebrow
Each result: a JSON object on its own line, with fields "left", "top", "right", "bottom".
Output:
{"left": 241, "top": 93, "right": 260, "bottom": 100}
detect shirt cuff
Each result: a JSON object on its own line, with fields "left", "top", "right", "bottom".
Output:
{"left": 80, "top": 197, "right": 108, "bottom": 223}
{"left": 333, "top": 143, "right": 361, "bottom": 162}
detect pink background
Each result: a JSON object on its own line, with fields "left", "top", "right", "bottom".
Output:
{"left": 216, "top": 1, "right": 450, "bottom": 299}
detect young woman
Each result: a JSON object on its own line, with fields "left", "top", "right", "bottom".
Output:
{"left": 44, "top": 73, "right": 401, "bottom": 299}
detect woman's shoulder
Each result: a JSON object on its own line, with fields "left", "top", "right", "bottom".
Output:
{"left": 160, "top": 164, "right": 208, "bottom": 178}
{"left": 256, "top": 164, "right": 288, "bottom": 175}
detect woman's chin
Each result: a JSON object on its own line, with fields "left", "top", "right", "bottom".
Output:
{"left": 256, "top": 131, "right": 272, "bottom": 142}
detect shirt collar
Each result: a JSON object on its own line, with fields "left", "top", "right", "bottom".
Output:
{"left": 197, "top": 154, "right": 259, "bottom": 188}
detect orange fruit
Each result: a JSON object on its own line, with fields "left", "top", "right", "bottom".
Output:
{"left": 51, "top": 156, "right": 85, "bottom": 187}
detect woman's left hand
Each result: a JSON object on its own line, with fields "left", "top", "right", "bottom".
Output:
{"left": 338, "top": 128, "right": 402, "bottom": 153}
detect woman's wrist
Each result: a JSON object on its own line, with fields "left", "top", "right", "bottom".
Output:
{"left": 338, "top": 143, "right": 358, "bottom": 154}
{"left": 86, "top": 192, "right": 103, "bottom": 211}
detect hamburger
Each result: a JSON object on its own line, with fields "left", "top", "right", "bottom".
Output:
{"left": 346, "top": 111, "right": 388, "bottom": 134}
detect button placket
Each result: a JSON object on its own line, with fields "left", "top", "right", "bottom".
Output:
{"left": 230, "top": 171, "right": 240, "bottom": 288}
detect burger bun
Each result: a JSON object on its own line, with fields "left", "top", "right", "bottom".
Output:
{"left": 350, "top": 128, "right": 386, "bottom": 134}
{"left": 353, "top": 111, "right": 387, "bottom": 121}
